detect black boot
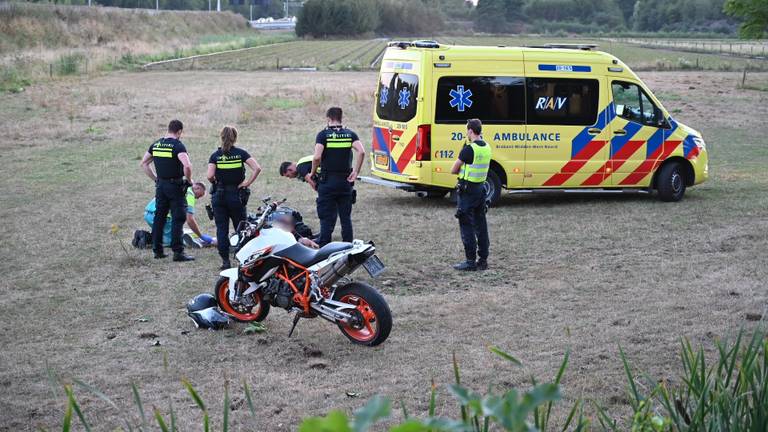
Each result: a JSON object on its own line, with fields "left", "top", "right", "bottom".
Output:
{"left": 477, "top": 259, "right": 488, "bottom": 271}
{"left": 220, "top": 259, "right": 231, "bottom": 270}
{"left": 453, "top": 260, "right": 477, "bottom": 271}
{"left": 154, "top": 251, "right": 168, "bottom": 259}
{"left": 173, "top": 252, "right": 195, "bottom": 262}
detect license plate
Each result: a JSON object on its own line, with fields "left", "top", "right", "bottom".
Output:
{"left": 375, "top": 153, "right": 389, "bottom": 168}
{"left": 362, "top": 255, "right": 385, "bottom": 278}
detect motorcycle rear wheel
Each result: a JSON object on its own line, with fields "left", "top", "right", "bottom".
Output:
{"left": 333, "top": 282, "right": 392, "bottom": 346}
{"left": 215, "top": 277, "right": 270, "bottom": 322}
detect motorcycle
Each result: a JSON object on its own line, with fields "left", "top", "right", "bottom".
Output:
{"left": 215, "top": 198, "right": 392, "bottom": 346}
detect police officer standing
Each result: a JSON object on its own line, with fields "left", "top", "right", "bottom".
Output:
{"left": 207, "top": 126, "right": 261, "bottom": 270}
{"left": 309, "top": 107, "right": 365, "bottom": 246}
{"left": 450, "top": 118, "right": 491, "bottom": 271}
{"left": 140, "top": 119, "right": 195, "bottom": 262}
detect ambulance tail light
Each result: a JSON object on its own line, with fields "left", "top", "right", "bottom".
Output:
{"left": 416, "top": 125, "right": 431, "bottom": 161}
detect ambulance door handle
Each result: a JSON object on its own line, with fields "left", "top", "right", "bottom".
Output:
{"left": 587, "top": 128, "right": 602, "bottom": 135}
{"left": 613, "top": 129, "right": 627, "bottom": 136}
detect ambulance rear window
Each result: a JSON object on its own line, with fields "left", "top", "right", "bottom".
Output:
{"left": 376, "top": 72, "right": 418, "bottom": 122}
{"left": 526, "top": 78, "right": 599, "bottom": 126}
{"left": 435, "top": 76, "right": 526, "bottom": 124}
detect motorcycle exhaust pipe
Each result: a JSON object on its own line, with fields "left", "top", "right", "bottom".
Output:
{"left": 317, "top": 255, "right": 356, "bottom": 287}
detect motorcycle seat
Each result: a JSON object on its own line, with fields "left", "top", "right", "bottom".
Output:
{"left": 275, "top": 241, "right": 354, "bottom": 267}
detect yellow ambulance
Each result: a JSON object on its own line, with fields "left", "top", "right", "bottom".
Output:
{"left": 362, "top": 40, "right": 708, "bottom": 205}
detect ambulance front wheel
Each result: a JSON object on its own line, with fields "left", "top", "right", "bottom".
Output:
{"left": 484, "top": 170, "right": 502, "bottom": 207}
{"left": 656, "top": 161, "right": 686, "bottom": 202}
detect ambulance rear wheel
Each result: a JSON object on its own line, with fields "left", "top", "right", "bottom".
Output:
{"left": 656, "top": 162, "right": 686, "bottom": 202}
{"left": 484, "top": 170, "right": 502, "bottom": 207}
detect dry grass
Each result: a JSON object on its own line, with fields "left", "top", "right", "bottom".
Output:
{"left": 0, "top": 70, "right": 766, "bottom": 431}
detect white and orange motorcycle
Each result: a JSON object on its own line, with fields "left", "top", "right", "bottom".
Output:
{"left": 215, "top": 199, "right": 391, "bottom": 346}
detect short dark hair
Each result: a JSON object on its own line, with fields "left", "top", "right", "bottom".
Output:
{"left": 466, "top": 118, "right": 482, "bottom": 135}
{"left": 326, "top": 107, "right": 343, "bottom": 122}
{"left": 279, "top": 161, "right": 293, "bottom": 176}
{"left": 168, "top": 119, "right": 183, "bottom": 133}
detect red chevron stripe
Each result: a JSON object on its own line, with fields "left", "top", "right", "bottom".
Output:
{"left": 543, "top": 140, "right": 607, "bottom": 187}
{"left": 685, "top": 146, "right": 700, "bottom": 159}
{"left": 619, "top": 140, "right": 682, "bottom": 186}
{"left": 396, "top": 135, "right": 417, "bottom": 173}
{"left": 581, "top": 140, "right": 645, "bottom": 186}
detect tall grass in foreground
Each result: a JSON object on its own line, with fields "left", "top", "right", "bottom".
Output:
{"left": 48, "top": 327, "right": 766, "bottom": 431}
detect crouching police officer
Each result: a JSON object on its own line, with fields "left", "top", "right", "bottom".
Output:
{"left": 279, "top": 155, "right": 316, "bottom": 184}
{"left": 140, "top": 119, "right": 195, "bottom": 262}
{"left": 309, "top": 107, "right": 365, "bottom": 246}
{"left": 207, "top": 126, "right": 261, "bottom": 269}
{"left": 451, "top": 118, "right": 491, "bottom": 271}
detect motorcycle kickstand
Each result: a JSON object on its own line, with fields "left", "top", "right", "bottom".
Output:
{"left": 287, "top": 313, "right": 301, "bottom": 338}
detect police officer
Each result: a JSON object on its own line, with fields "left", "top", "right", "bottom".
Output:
{"left": 309, "top": 107, "right": 365, "bottom": 246}
{"left": 450, "top": 118, "right": 491, "bottom": 271}
{"left": 139, "top": 119, "right": 195, "bottom": 262}
{"left": 279, "top": 155, "right": 316, "bottom": 183}
{"left": 207, "top": 126, "right": 261, "bottom": 270}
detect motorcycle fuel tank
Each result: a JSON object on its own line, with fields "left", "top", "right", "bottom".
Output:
{"left": 235, "top": 227, "right": 297, "bottom": 264}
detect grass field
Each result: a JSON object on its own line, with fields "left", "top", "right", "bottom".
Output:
{"left": 143, "top": 38, "right": 388, "bottom": 72}
{"left": 0, "top": 68, "right": 767, "bottom": 430}
{"left": 142, "top": 36, "right": 768, "bottom": 74}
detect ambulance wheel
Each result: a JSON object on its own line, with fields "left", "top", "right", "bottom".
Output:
{"left": 656, "top": 162, "right": 686, "bottom": 202}
{"left": 484, "top": 170, "right": 502, "bottom": 207}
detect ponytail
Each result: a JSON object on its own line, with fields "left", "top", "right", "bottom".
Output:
{"left": 220, "top": 126, "right": 238, "bottom": 153}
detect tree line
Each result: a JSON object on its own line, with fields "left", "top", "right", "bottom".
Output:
{"left": 297, "top": 0, "right": 766, "bottom": 37}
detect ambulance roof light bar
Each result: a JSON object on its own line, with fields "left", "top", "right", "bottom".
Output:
{"left": 387, "top": 40, "right": 441, "bottom": 49}
{"left": 527, "top": 43, "right": 599, "bottom": 51}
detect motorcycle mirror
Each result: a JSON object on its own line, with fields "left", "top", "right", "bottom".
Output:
{"left": 229, "top": 234, "right": 239, "bottom": 247}
{"left": 261, "top": 195, "right": 272, "bottom": 203}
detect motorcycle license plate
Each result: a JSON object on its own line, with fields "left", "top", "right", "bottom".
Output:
{"left": 362, "top": 255, "right": 385, "bottom": 278}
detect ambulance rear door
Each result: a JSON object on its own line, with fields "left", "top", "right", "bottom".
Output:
{"left": 372, "top": 54, "right": 424, "bottom": 181}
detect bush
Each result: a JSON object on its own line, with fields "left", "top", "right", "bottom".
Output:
{"left": 0, "top": 66, "right": 31, "bottom": 93}
{"left": 56, "top": 53, "right": 85, "bottom": 76}
{"left": 296, "top": 0, "right": 379, "bottom": 37}
{"left": 376, "top": 0, "right": 445, "bottom": 36}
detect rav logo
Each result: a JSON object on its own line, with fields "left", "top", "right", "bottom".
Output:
{"left": 535, "top": 97, "right": 568, "bottom": 111}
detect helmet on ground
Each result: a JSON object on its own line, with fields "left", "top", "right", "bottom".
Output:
{"left": 187, "top": 293, "right": 217, "bottom": 314}
{"left": 188, "top": 307, "right": 230, "bottom": 330}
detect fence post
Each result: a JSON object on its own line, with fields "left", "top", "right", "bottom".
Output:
{"left": 85, "top": 58, "right": 88, "bottom": 75}
{"left": 741, "top": 68, "right": 747, "bottom": 88}
{"left": 276, "top": 57, "right": 280, "bottom": 70}
{"left": 49, "top": 63, "right": 53, "bottom": 78}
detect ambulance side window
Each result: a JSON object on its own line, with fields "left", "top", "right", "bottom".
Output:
{"left": 526, "top": 78, "right": 599, "bottom": 126}
{"left": 376, "top": 72, "right": 419, "bottom": 123}
{"left": 435, "top": 76, "right": 525, "bottom": 124}
{"left": 612, "top": 81, "right": 665, "bottom": 128}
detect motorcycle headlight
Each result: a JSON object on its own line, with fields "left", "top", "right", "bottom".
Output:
{"left": 693, "top": 136, "right": 706, "bottom": 150}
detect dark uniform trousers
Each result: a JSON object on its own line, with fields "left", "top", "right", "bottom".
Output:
{"left": 317, "top": 174, "right": 353, "bottom": 246}
{"left": 212, "top": 187, "right": 247, "bottom": 260}
{"left": 456, "top": 182, "right": 489, "bottom": 262}
{"left": 153, "top": 179, "right": 187, "bottom": 254}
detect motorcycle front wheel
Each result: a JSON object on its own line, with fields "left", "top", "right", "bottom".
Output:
{"left": 333, "top": 282, "right": 392, "bottom": 346}
{"left": 215, "top": 277, "right": 270, "bottom": 322}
